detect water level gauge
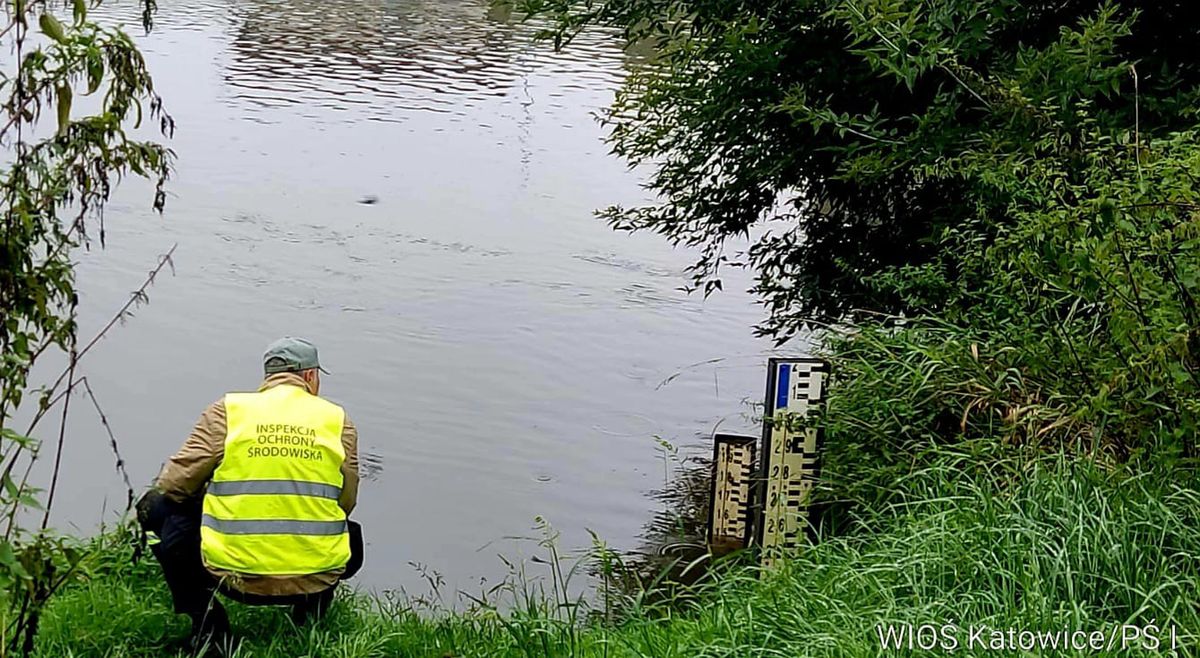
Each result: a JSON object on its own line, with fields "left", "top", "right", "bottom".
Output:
{"left": 755, "top": 357, "right": 829, "bottom": 568}
{"left": 707, "top": 433, "right": 757, "bottom": 553}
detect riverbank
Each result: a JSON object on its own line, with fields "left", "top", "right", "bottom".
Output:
{"left": 33, "top": 455, "right": 1199, "bottom": 657}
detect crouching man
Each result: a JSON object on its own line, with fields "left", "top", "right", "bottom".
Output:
{"left": 137, "top": 337, "right": 363, "bottom": 652}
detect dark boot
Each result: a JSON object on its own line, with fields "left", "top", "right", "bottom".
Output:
{"left": 187, "top": 600, "right": 231, "bottom": 656}
{"left": 290, "top": 586, "right": 336, "bottom": 626}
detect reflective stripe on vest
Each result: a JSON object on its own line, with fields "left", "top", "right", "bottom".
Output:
{"left": 200, "top": 384, "right": 350, "bottom": 576}
{"left": 207, "top": 480, "right": 341, "bottom": 500}
{"left": 201, "top": 515, "right": 347, "bottom": 536}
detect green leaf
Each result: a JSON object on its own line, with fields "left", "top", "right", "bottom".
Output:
{"left": 73, "top": 0, "right": 87, "bottom": 24}
{"left": 2, "top": 473, "right": 18, "bottom": 499}
{"left": 18, "top": 491, "right": 44, "bottom": 510}
{"left": 56, "top": 84, "right": 73, "bottom": 136}
{"left": 39, "top": 13, "right": 67, "bottom": 44}
{"left": 62, "top": 546, "right": 83, "bottom": 567}
{"left": 86, "top": 55, "right": 105, "bottom": 95}
{"left": 0, "top": 543, "right": 30, "bottom": 580}
{"left": 0, "top": 543, "right": 15, "bottom": 569}
{"left": 1, "top": 428, "right": 35, "bottom": 449}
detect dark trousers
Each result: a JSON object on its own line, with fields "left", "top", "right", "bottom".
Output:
{"left": 139, "top": 495, "right": 363, "bottom": 632}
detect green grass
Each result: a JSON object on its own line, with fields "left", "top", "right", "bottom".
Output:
{"left": 31, "top": 457, "right": 1200, "bottom": 657}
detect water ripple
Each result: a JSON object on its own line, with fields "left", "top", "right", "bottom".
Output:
{"left": 223, "top": 0, "right": 630, "bottom": 123}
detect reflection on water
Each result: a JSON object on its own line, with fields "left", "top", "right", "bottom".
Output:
{"left": 360, "top": 450, "right": 386, "bottom": 482}
{"left": 226, "top": 0, "right": 625, "bottom": 122}
{"left": 596, "top": 445, "right": 720, "bottom": 610}
{"left": 44, "top": 0, "right": 783, "bottom": 597}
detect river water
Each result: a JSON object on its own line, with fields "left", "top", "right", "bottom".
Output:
{"left": 36, "top": 0, "right": 782, "bottom": 598}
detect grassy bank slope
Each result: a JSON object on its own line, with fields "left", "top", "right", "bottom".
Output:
{"left": 33, "top": 458, "right": 1198, "bottom": 657}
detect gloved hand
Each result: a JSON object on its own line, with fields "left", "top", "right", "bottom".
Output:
{"left": 135, "top": 488, "right": 168, "bottom": 534}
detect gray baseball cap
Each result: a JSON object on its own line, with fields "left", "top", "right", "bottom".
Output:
{"left": 263, "top": 337, "right": 330, "bottom": 375}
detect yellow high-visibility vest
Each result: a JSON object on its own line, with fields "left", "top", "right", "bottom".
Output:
{"left": 200, "top": 384, "right": 350, "bottom": 575}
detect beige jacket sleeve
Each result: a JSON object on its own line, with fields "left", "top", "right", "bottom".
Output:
{"left": 156, "top": 399, "right": 226, "bottom": 502}
{"left": 339, "top": 415, "right": 359, "bottom": 515}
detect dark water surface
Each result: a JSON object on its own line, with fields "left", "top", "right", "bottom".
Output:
{"left": 39, "top": 0, "right": 783, "bottom": 597}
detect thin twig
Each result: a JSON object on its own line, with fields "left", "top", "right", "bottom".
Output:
{"left": 0, "top": 76, "right": 57, "bottom": 140}
{"left": 80, "top": 378, "right": 135, "bottom": 512}
{"left": 41, "top": 347, "right": 77, "bottom": 531}
{"left": 1131, "top": 64, "right": 1141, "bottom": 180}
{"left": 1111, "top": 229, "right": 1155, "bottom": 347}
{"left": 938, "top": 63, "right": 991, "bottom": 110}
